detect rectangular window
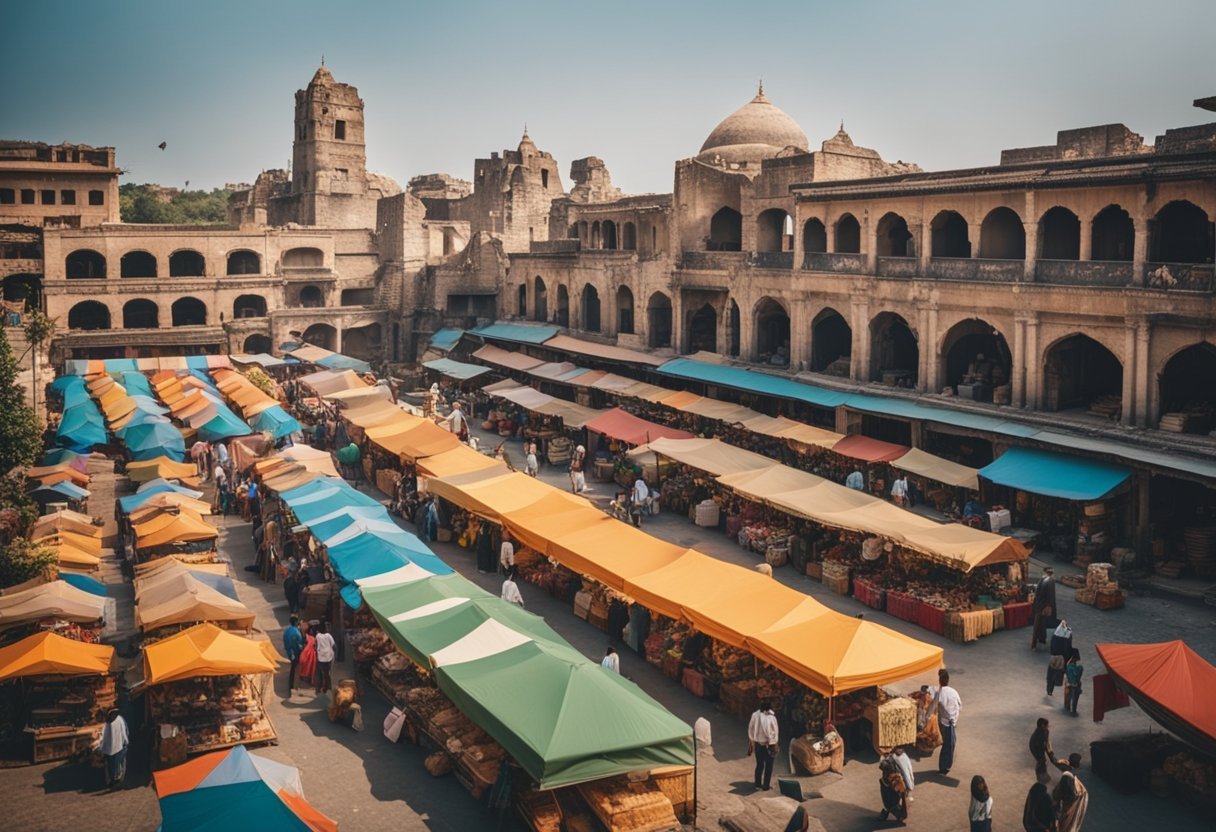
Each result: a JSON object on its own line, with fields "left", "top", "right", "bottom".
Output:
{"left": 88, "top": 190, "right": 104, "bottom": 205}
{"left": 41, "top": 190, "right": 55, "bottom": 205}
{"left": 334, "top": 120, "right": 346, "bottom": 140}
{"left": 21, "top": 189, "right": 35, "bottom": 204}
{"left": 60, "top": 189, "right": 76, "bottom": 205}
{"left": 0, "top": 189, "right": 13, "bottom": 204}
{"left": 541, "top": 169, "right": 549, "bottom": 189}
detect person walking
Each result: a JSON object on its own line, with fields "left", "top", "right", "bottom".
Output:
{"left": 890, "top": 474, "right": 909, "bottom": 506}
{"left": 1021, "top": 781, "right": 1057, "bottom": 831}
{"left": 631, "top": 476, "right": 649, "bottom": 527}
{"left": 878, "top": 746, "right": 914, "bottom": 822}
{"left": 283, "top": 570, "right": 300, "bottom": 616}
{"left": 100, "top": 708, "right": 129, "bottom": 790}
{"left": 313, "top": 620, "right": 335, "bottom": 695}
{"left": 569, "top": 445, "right": 587, "bottom": 493}
{"left": 1029, "top": 718, "right": 1055, "bottom": 783}
{"left": 1053, "top": 766, "right": 1088, "bottom": 832}
{"left": 501, "top": 568, "right": 525, "bottom": 607}
{"left": 283, "top": 615, "right": 304, "bottom": 694}
{"left": 969, "top": 775, "right": 994, "bottom": 832}
{"left": 524, "top": 441, "right": 539, "bottom": 477}
{"left": 1063, "top": 649, "right": 1084, "bottom": 716}
{"left": 1031, "top": 567, "right": 1057, "bottom": 650}
{"left": 601, "top": 646, "right": 620, "bottom": 674}
{"left": 297, "top": 621, "right": 317, "bottom": 690}
{"left": 926, "top": 668, "right": 961, "bottom": 775}
{"left": 499, "top": 532, "right": 515, "bottom": 575}
{"left": 747, "top": 701, "right": 779, "bottom": 791}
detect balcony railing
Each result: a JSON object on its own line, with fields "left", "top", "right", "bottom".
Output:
{"left": 748, "top": 251, "right": 794, "bottom": 270}
{"left": 1036, "top": 260, "right": 1133, "bottom": 287}
{"left": 1144, "top": 262, "right": 1215, "bottom": 292}
{"left": 926, "top": 257, "right": 1024, "bottom": 282}
{"left": 802, "top": 252, "right": 864, "bottom": 272}
{"left": 876, "top": 256, "right": 919, "bottom": 278}
{"left": 680, "top": 251, "right": 747, "bottom": 270}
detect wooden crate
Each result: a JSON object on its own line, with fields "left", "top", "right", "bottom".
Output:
{"left": 805, "top": 562, "right": 823, "bottom": 581}
{"left": 681, "top": 667, "right": 705, "bottom": 698}
{"left": 661, "top": 654, "right": 682, "bottom": 680}
{"left": 573, "top": 591, "right": 591, "bottom": 620}
{"left": 823, "top": 572, "right": 850, "bottom": 596}
{"left": 650, "top": 766, "right": 694, "bottom": 821}
{"left": 866, "top": 696, "right": 917, "bottom": 753}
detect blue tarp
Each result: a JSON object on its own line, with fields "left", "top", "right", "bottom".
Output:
{"left": 123, "top": 420, "right": 186, "bottom": 461}
{"left": 472, "top": 322, "right": 559, "bottom": 345}
{"left": 251, "top": 405, "right": 301, "bottom": 440}
{"left": 198, "top": 407, "right": 253, "bottom": 442}
{"left": 31, "top": 481, "right": 90, "bottom": 500}
{"left": 659, "top": 358, "right": 850, "bottom": 409}
{"left": 423, "top": 357, "right": 492, "bottom": 381}
{"left": 978, "top": 446, "right": 1132, "bottom": 501}
{"left": 59, "top": 573, "right": 107, "bottom": 597}
{"left": 103, "top": 358, "right": 140, "bottom": 374}
{"left": 315, "top": 353, "right": 372, "bottom": 373}
{"left": 56, "top": 402, "right": 107, "bottom": 451}
{"left": 49, "top": 375, "right": 80, "bottom": 393}
{"left": 120, "top": 372, "right": 154, "bottom": 397}
{"left": 41, "top": 448, "right": 80, "bottom": 466}
{"left": 429, "top": 328, "right": 465, "bottom": 352}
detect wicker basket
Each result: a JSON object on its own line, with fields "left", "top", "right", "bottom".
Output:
{"left": 823, "top": 572, "right": 850, "bottom": 596}
{"left": 791, "top": 733, "right": 845, "bottom": 776}
{"left": 650, "top": 767, "right": 694, "bottom": 821}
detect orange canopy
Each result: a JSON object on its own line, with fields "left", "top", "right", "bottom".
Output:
{"left": 133, "top": 511, "right": 218, "bottom": 549}
{"left": 143, "top": 622, "right": 280, "bottom": 685}
{"left": 415, "top": 445, "right": 504, "bottom": 479}
{"left": 584, "top": 408, "right": 694, "bottom": 447}
{"left": 1096, "top": 641, "right": 1216, "bottom": 756}
{"left": 0, "top": 631, "right": 114, "bottom": 680}
{"left": 831, "top": 434, "right": 910, "bottom": 463}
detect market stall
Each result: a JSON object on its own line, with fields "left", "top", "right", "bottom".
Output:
{"left": 131, "top": 508, "right": 220, "bottom": 565}
{"left": 0, "top": 580, "right": 108, "bottom": 645}
{"left": 135, "top": 562, "right": 255, "bottom": 635}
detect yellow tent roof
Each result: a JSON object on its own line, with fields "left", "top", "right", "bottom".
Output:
{"left": 0, "top": 631, "right": 114, "bottom": 680}
{"left": 631, "top": 437, "right": 775, "bottom": 477}
{"left": 28, "top": 467, "right": 91, "bottom": 487}
{"left": 133, "top": 511, "right": 218, "bottom": 549}
{"left": 260, "top": 466, "right": 321, "bottom": 493}
{"left": 142, "top": 623, "right": 280, "bottom": 685}
{"left": 135, "top": 558, "right": 229, "bottom": 579}
{"left": 127, "top": 456, "right": 200, "bottom": 483}
{"left": 31, "top": 510, "right": 102, "bottom": 539}
{"left": 427, "top": 468, "right": 561, "bottom": 522}
{"left": 128, "top": 492, "right": 213, "bottom": 517}
{"left": 272, "top": 445, "right": 340, "bottom": 477}
{"left": 44, "top": 542, "right": 102, "bottom": 569}
{"left": 136, "top": 572, "right": 255, "bottom": 632}
{"left": 415, "top": 446, "right": 504, "bottom": 480}
{"left": 656, "top": 390, "right": 702, "bottom": 409}
{"left": 33, "top": 530, "right": 101, "bottom": 555}
{"left": 891, "top": 447, "right": 980, "bottom": 490}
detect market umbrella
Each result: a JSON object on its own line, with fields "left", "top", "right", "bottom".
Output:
{"left": 142, "top": 623, "right": 280, "bottom": 685}
{"left": 0, "top": 631, "right": 114, "bottom": 680}
{"left": 124, "top": 420, "right": 187, "bottom": 461}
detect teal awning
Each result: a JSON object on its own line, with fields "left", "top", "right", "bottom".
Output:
{"left": 429, "top": 328, "right": 464, "bottom": 352}
{"left": 423, "top": 357, "right": 492, "bottom": 381}
{"left": 659, "top": 358, "right": 849, "bottom": 409}
{"left": 472, "top": 322, "right": 559, "bottom": 345}
{"left": 979, "top": 446, "right": 1131, "bottom": 501}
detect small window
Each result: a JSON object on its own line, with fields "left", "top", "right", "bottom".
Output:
{"left": 21, "top": 189, "right": 35, "bottom": 204}
{"left": 61, "top": 189, "right": 76, "bottom": 205}
{"left": 335, "top": 168, "right": 348, "bottom": 179}
{"left": 0, "top": 189, "right": 13, "bottom": 204}
{"left": 334, "top": 120, "right": 346, "bottom": 140}
{"left": 541, "top": 169, "right": 549, "bottom": 189}
{"left": 56, "top": 150, "right": 68, "bottom": 162}
{"left": 41, "top": 190, "right": 56, "bottom": 205}
{"left": 88, "top": 190, "right": 104, "bottom": 206}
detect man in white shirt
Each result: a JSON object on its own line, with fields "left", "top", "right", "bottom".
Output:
{"left": 846, "top": 469, "right": 865, "bottom": 491}
{"left": 190, "top": 439, "right": 210, "bottom": 479}
{"left": 501, "top": 570, "right": 524, "bottom": 607}
{"left": 214, "top": 441, "right": 230, "bottom": 473}
{"left": 926, "top": 668, "right": 962, "bottom": 775}
{"left": 499, "top": 535, "right": 515, "bottom": 575}
{"left": 100, "top": 708, "right": 129, "bottom": 790}
{"left": 601, "top": 646, "right": 620, "bottom": 674}
{"left": 890, "top": 475, "right": 908, "bottom": 506}
{"left": 443, "top": 402, "right": 467, "bottom": 436}
{"left": 313, "top": 620, "right": 336, "bottom": 695}
{"left": 747, "top": 701, "right": 779, "bottom": 790}
{"left": 631, "top": 477, "right": 649, "bottom": 526}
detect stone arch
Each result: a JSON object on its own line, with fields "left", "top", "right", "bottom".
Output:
{"left": 171, "top": 297, "right": 207, "bottom": 327}
{"left": 646, "top": 292, "right": 672, "bottom": 348}
{"left": 616, "top": 285, "right": 634, "bottom": 334}
{"left": 1151, "top": 199, "right": 1213, "bottom": 263}
{"left": 226, "top": 249, "right": 261, "bottom": 275}
{"left": 930, "top": 210, "right": 970, "bottom": 257}
{"left": 979, "top": 206, "right": 1025, "bottom": 259}
{"left": 622, "top": 222, "right": 637, "bottom": 251}
{"left": 516, "top": 283, "right": 527, "bottom": 317}
{"left": 342, "top": 322, "right": 382, "bottom": 361}
{"left": 602, "top": 221, "right": 618, "bottom": 250}
{"left": 555, "top": 284, "right": 570, "bottom": 327}
{"left": 533, "top": 276, "right": 548, "bottom": 322}
{"left": 1092, "top": 204, "right": 1134, "bottom": 261}
{"left": 243, "top": 334, "right": 273, "bottom": 354}
{"left": 302, "top": 323, "right": 336, "bottom": 351}
{"left": 688, "top": 303, "right": 717, "bottom": 354}
{"left": 122, "top": 298, "right": 159, "bottom": 329}
{"left": 756, "top": 208, "right": 791, "bottom": 253}
{"left": 1038, "top": 206, "right": 1080, "bottom": 260}
{"left": 233, "top": 295, "right": 267, "bottom": 319}
{"left": 1042, "top": 333, "right": 1123, "bottom": 413}
{"left": 708, "top": 207, "right": 742, "bottom": 251}
{"left": 65, "top": 249, "right": 106, "bottom": 279}
{"left": 834, "top": 213, "right": 860, "bottom": 254}
{"left": 754, "top": 297, "right": 790, "bottom": 365}
{"left": 876, "top": 212, "right": 913, "bottom": 257}
{"left": 1158, "top": 342, "right": 1216, "bottom": 429}
{"left": 869, "top": 311, "right": 918, "bottom": 386}
{"left": 802, "top": 218, "right": 826, "bottom": 254}
{"left": 810, "top": 307, "right": 852, "bottom": 374}
{"left": 939, "top": 318, "right": 1012, "bottom": 396}
{"left": 2, "top": 274, "right": 42, "bottom": 310}
{"left": 169, "top": 249, "right": 206, "bottom": 277}
{"left": 67, "top": 300, "right": 109, "bottom": 330}
{"left": 728, "top": 299, "right": 741, "bottom": 357}
{"left": 120, "top": 250, "right": 157, "bottom": 278}
{"left": 282, "top": 247, "right": 324, "bottom": 268}
{"left": 298, "top": 285, "right": 324, "bottom": 308}
{"left": 582, "top": 284, "right": 601, "bottom": 332}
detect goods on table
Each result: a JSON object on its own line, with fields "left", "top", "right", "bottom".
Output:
{"left": 368, "top": 650, "right": 427, "bottom": 706}
{"left": 1075, "top": 562, "right": 1124, "bottom": 609}
{"left": 908, "top": 689, "right": 942, "bottom": 753}
{"left": 350, "top": 628, "right": 393, "bottom": 663}
{"left": 694, "top": 500, "right": 719, "bottom": 528}
{"left": 791, "top": 730, "right": 844, "bottom": 776}
{"left": 25, "top": 673, "right": 115, "bottom": 763}
{"left": 865, "top": 696, "right": 917, "bottom": 753}
{"left": 148, "top": 675, "right": 275, "bottom": 755}
{"left": 945, "top": 608, "right": 995, "bottom": 643}
{"left": 649, "top": 766, "right": 694, "bottom": 820}
{"left": 576, "top": 776, "right": 678, "bottom": 832}
{"left": 424, "top": 751, "right": 452, "bottom": 776}
{"left": 822, "top": 560, "right": 850, "bottom": 595}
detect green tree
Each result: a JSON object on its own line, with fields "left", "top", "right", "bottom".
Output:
{"left": 0, "top": 328, "right": 42, "bottom": 473}
{"left": 119, "top": 183, "right": 232, "bottom": 225}
{"left": 21, "top": 309, "right": 55, "bottom": 417}
{"left": 0, "top": 537, "right": 57, "bottom": 588}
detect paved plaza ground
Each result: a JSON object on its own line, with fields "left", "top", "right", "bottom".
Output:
{"left": 4, "top": 432, "right": 1215, "bottom": 831}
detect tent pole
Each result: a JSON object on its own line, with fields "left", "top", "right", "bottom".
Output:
{"left": 692, "top": 736, "right": 699, "bottom": 827}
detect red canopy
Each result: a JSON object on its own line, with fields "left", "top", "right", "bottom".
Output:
{"left": 1095, "top": 640, "right": 1216, "bottom": 756}
{"left": 832, "top": 434, "right": 910, "bottom": 463}
{"left": 584, "top": 408, "right": 693, "bottom": 447}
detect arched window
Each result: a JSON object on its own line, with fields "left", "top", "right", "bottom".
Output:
{"left": 1038, "top": 207, "right": 1080, "bottom": 260}
{"left": 708, "top": 207, "right": 742, "bottom": 251}
{"left": 243, "top": 334, "right": 273, "bottom": 354}
{"left": 1159, "top": 344, "right": 1216, "bottom": 431}
{"left": 802, "top": 219, "right": 827, "bottom": 254}
{"left": 756, "top": 209, "right": 791, "bottom": 252}
{"left": 226, "top": 250, "right": 261, "bottom": 275}
{"left": 646, "top": 292, "right": 672, "bottom": 348}
{"left": 555, "top": 285, "right": 570, "bottom": 328}
{"left": 169, "top": 250, "right": 205, "bottom": 277}
{"left": 122, "top": 299, "right": 159, "bottom": 329}
{"left": 979, "top": 207, "right": 1025, "bottom": 259}
{"left": 67, "top": 301, "right": 110, "bottom": 330}
{"left": 582, "top": 285, "right": 601, "bottom": 332}
{"left": 1044, "top": 334, "right": 1122, "bottom": 413}
{"left": 342, "top": 323, "right": 382, "bottom": 361}
{"left": 120, "top": 251, "right": 157, "bottom": 278}
{"left": 870, "top": 312, "right": 918, "bottom": 386}
{"left": 1151, "top": 200, "right": 1213, "bottom": 263}
{"left": 876, "top": 213, "right": 913, "bottom": 257}
{"left": 233, "top": 295, "right": 267, "bottom": 318}
{"left": 602, "top": 221, "right": 618, "bottom": 250}
{"left": 688, "top": 304, "right": 717, "bottom": 353}
{"left": 282, "top": 247, "right": 324, "bottom": 268}
{"left": 754, "top": 298, "right": 790, "bottom": 364}
{"left": 834, "top": 214, "right": 861, "bottom": 254}
{"left": 1092, "top": 205, "right": 1134, "bottom": 261}
{"left": 533, "top": 276, "right": 548, "bottom": 322}
{"left": 811, "top": 308, "right": 852, "bottom": 374}
{"left": 302, "top": 323, "right": 336, "bottom": 351}
{"left": 171, "top": 297, "right": 207, "bottom": 326}
{"left": 930, "top": 211, "right": 970, "bottom": 257}
{"left": 65, "top": 249, "right": 106, "bottom": 279}
{"left": 298, "top": 285, "right": 323, "bottom": 308}
{"left": 616, "top": 285, "right": 634, "bottom": 334}
{"left": 940, "top": 318, "right": 1012, "bottom": 396}
{"left": 622, "top": 222, "right": 637, "bottom": 251}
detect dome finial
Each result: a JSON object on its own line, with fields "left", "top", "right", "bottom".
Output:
{"left": 321, "top": 53, "right": 325, "bottom": 66}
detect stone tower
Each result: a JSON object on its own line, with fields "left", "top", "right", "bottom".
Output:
{"left": 289, "top": 64, "right": 372, "bottom": 226}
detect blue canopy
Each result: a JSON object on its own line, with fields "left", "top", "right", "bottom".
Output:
{"left": 59, "top": 573, "right": 107, "bottom": 597}
{"left": 50, "top": 375, "right": 81, "bottom": 393}
{"left": 315, "top": 353, "right": 371, "bottom": 373}
{"left": 251, "top": 405, "right": 300, "bottom": 440}
{"left": 56, "top": 403, "right": 107, "bottom": 451}
{"left": 120, "top": 372, "right": 154, "bottom": 397}
{"left": 198, "top": 407, "right": 253, "bottom": 442}
{"left": 41, "top": 448, "right": 80, "bottom": 466}
{"left": 978, "top": 446, "right": 1132, "bottom": 501}
{"left": 327, "top": 533, "right": 451, "bottom": 607}
{"left": 119, "top": 482, "right": 204, "bottom": 513}
{"left": 472, "top": 322, "right": 559, "bottom": 345}
{"left": 429, "top": 327, "right": 465, "bottom": 352}
{"left": 31, "top": 481, "right": 90, "bottom": 500}
{"left": 278, "top": 479, "right": 381, "bottom": 521}
{"left": 658, "top": 358, "right": 850, "bottom": 409}
{"left": 186, "top": 356, "right": 213, "bottom": 370}
{"left": 115, "top": 408, "right": 167, "bottom": 438}
{"left": 423, "top": 357, "right": 492, "bottom": 381}
{"left": 124, "top": 420, "right": 186, "bottom": 461}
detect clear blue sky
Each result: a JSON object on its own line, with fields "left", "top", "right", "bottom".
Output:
{"left": 6, "top": 1, "right": 1215, "bottom": 195}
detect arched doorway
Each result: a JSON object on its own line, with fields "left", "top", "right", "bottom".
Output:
{"left": 243, "top": 334, "right": 273, "bottom": 354}
{"left": 931, "top": 210, "right": 970, "bottom": 257}
{"left": 876, "top": 212, "right": 913, "bottom": 257}
{"left": 169, "top": 250, "right": 206, "bottom": 277}
{"left": 940, "top": 318, "right": 1012, "bottom": 397}
{"left": 65, "top": 249, "right": 105, "bottom": 279}
{"left": 688, "top": 304, "right": 717, "bottom": 353}
{"left": 602, "top": 221, "right": 617, "bottom": 250}
{"left": 171, "top": 297, "right": 207, "bottom": 326}
{"left": 533, "top": 276, "right": 547, "bottom": 322}
{"left": 342, "top": 323, "right": 382, "bottom": 361}
{"left": 581, "top": 284, "right": 601, "bottom": 332}
{"left": 1092, "top": 205, "right": 1134, "bottom": 261}
{"left": 622, "top": 222, "right": 637, "bottom": 251}
{"left": 835, "top": 214, "right": 861, "bottom": 253}
{"left": 728, "top": 300, "right": 740, "bottom": 357}
{"left": 120, "top": 251, "right": 157, "bottom": 278}
{"left": 302, "top": 323, "right": 336, "bottom": 351}
{"left": 1038, "top": 207, "right": 1080, "bottom": 260}
{"left": 122, "top": 299, "right": 159, "bottom": 329}
{"left": 869, "top": 312, "right": 918, "bottom": 386}
{"left": 802, "top": 219, "right": 827, "bottom": 254}
{"left": 1151, "top": 200, "right": 1213, "bottom": 263}
{"left": 616, "top": 286, "right": 634, "bottom": 334}
{"left": 2, "top": 274, "right": 42, "bottom": 310}
{"left": 299, "top": 285, "right": 323, "bottom": 308}
{"left": 555, "top": 285, "right": 569, "bottom": 327}
{"left": 708, "top": 207, "right": 742, "bottom": 251}
{"left": 226, "top": 250, "right": 261, "bottom": 275}
{"left": 811, "top": 308, "right": 852, "bottom": 374}
{"left": 283, "top": 247, "right": 324, "bottom": 268}
{"left": 1043, "top": 334, "right": 1122, "bottom": 413}
{"left": 1158, "top": 343, "right": 1216, "bottom": 431}
{"left": 233, "top": 295, "right": 267, "bottom": 318}
{"left": 517, "top": 284, "right": 527, "bottom": 317}
{"left": 979, "top": 207, "right": 1025, "bottom": 259}
{"left": 646, "top": 292, "right": 672, "bottom": 348}
{"left": 754, "top": 298, "right": 790, "bottom": 365}
{"left": 756, "top": 209, "right": 791, "bottom": 252}
{"left": 67, "top": 301, "right": 109, "bottom": 330}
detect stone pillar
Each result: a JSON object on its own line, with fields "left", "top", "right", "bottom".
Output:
{"left": 825, "top": 217, "right": 837, "bottom": 255}
{"left": 334, "top": 327, "right": 342, "bottom": 353}
{"left": 791, "top": 205, "right": 803, "bottom": 271}
{"left": 864, "top": 211, "right": 877, "bottom": 274}
{"left": 1079, "top": 218, "right": 1093, "bottom": 261}
{"left": 1023, "top": 222, "right": 1038, "bottom": 281}
{"left": 1012, "top": 316, "right": 1027, "bottom": 407}
{"left": 850, "top": 299, "right": 869, "bottom": 382}
{"left": 918, "top": 220, "right": 931, "bottom": 275}
{"left": 1024, "top": 315, "right": 1040, "bottom": 408}
{"left": 1132, "top": 224, "right": 1149, "bottom": 287}
{"left": 924, "top": 305, "right": 939, "bottom": 393}
{"left": 790, "top": 297, "right": 810, "bottom": 372}
{"left": 670, "top": 291, "right": 683, "bottom": 354}
{"left": 916, "top": 305, "right": 931, "bottom": 393}
{"left": 1135, "top": 320, "right": 1152, "bottom": 427}
{"left": 1121, "top": 323, "right": 1137, "bottom": 426}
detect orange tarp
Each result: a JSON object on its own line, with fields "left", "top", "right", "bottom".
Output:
{"left": 133, "top": 511, "right": 218, "bottom": 549}
{"left": 0, "top": 631, "right": 114, "bottom": 680}
{"left": 415, "top": 446, "right": 504, "bottom": 479}
{"left": 31, "top": 511, "right": 102, "bottom": 539}
{"left": 143, "top": 622, "right": 280, "bottom": 685}
{"left": 583, "top": 408, "right": 694, "bottom": 446}
{"left": 425, "top": 468, "right": 560, "bottom": 523}
{"left": 33, "top": 530, "right": 101, "bottom": 554}
{"left": 28, "top": 468, "right": 91, "bottom": 487}
{"left": 831, "top": 434, "right": 910, "bottom": 463}
{"left": 127, "top": 456, "right": 200, "bottom": 483}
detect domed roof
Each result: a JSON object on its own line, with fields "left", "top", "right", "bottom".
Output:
{"left": 698, "top": 85, "right": 809, "bottom": 165}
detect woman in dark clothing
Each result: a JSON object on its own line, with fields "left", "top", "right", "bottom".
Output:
{"left": 1029, "top": 718, "right": 1054, "bottom": 783}
{"left": 474, "top": 522, "right": 496, "bottom": 574}
{"left": 1022, "top": 781, "right": 1057, "bottom": 831}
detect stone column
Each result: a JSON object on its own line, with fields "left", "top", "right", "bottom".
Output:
{"left": 1012, "top": 316, "right": 1027, "bottom": 407}
{"left": 791, "top": 204, "right": 803, "bottom": 271}
{"left": 850, "top": 298, "right": 869, "bottom": 382}
{"left": 916, "top": 305, "right": 931, "bottom": 393}
{"left": 825, "top": 217, "right": 837, "bottom": 255}
{"left": 1024, "top": 315, "right": 1040, "bottom": 409}
{"left": 918, "top": 219, "right": 931, "bottom": 275}
{"left": 790, "top": 297, "right": 810, "bottom": 372}
{"left": 334, "top": 327, "right": 342, "bottom": 353}
{"left": 924, "top": 304, "right": 939, "bottom": 393}
{"left": 1132, "top": 223, "right": 1149, "bottom": 287}
{"left": 670, "top": 290, "right": 683, "bottom": 354}
{"left": 1023, "top": 222, "right": 1038, "bottom": 281}
{"left": 1078, "top": 218, "right": 1093, "bottom": 261}
{"left": 1121, "top": 323, "right": 1137, "bottom": 426}
{"left": 864, "top": 210, "right": 877, "bottom": 274}
{"left": 1135, "top": 320, "right": 1152, "bottom": 427}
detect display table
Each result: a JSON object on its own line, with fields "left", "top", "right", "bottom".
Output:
{"left": 917, "top": 603, "right": 946, "bottom": 636}
{"left": 1003, "top": 601, "right": 1033, "bottom": 629}
{"left": 852, "top": 578, "right": 886, "bottom": 611}
{"left": 593, "top": 460, "right": 615, "bottom": 481}
{"left": 946, "top": 609, "right": 995, "bottom": 643}
{"left": 30, "top": 722, "right": 103, "bottom": 764}
{"left": 886, "top": 591, "right": 920, "bottom": 624}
